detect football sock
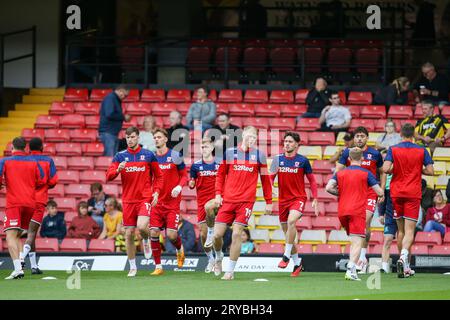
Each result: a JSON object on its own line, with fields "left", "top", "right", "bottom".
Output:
{"left": 382, "top": 262, "right": 389, "bottom": 272}
{"left": 359, "top": 248, "right": 367, "bottom": 261}
{"left": 292, "top": 253, "right": 301, "bottom": 266}
{"left": 284, "top": 244, "right": 293, "bottom": 259}
{"left": 215, "top": 250, "right": 223, "bottom": 260}
{"left": 171, "top": 235, "right": 182, "bottom": 250}
{"left": 13, "top": 259, "right": 22, "bottom": 272}
{"left": 401, "top": 249, "right": 409, "bottom": 267}
{"left": 22, "top": 244, "right": 31, "bottom": 258}
{"left": 29, "top": 252, "right": 38, "bottom": 269}
{"left": 228, "top": 260, "right": 237, "bottom": 273}
{"left": 205, "top": 250, "right": 214, "bottom": 262}
{"left": 129, "top": 259, "right": 136, "bottom": 270}
{"left": 347, "top": 261, "right": 356, "bottom": 273}
{"left": 151, "top": 237, "right": 162, "bottom": 265}
{"left": 207, "top": 227, "right": 214, "bottom": 239}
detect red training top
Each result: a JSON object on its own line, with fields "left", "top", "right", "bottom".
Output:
{"left": 30, "top": 151, "right": 58, "bottom": 205}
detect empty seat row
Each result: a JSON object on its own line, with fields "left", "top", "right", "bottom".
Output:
{"left": 34, "top": 238, "right": 115, "bottom": 252}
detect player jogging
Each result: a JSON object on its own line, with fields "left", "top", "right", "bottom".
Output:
{"left": 336, "top": 126, "right": 385, "bottom": 273}
{"left": 20, "top": 137, "right": 58, "bottom": 275}
{"left": 326, "top": 147, "right": 384, "bottom": 281}
{"left": 0, "top": 137, "right": 45, "bottom": 280}
{"left": 150, "top": 128, "right": 188, "bottom": 276}
{"left": 213, "top": 126, "right": 273, "bottom": 280}
{"left": 189, "top": 138, "right": 220, "bottom": 273}
{"left": 383, "top": 123, "right": 434, "bottom": 278}
{"left": 106, "top": 127, "right": 163, "bottom": 277}
{"left": 269, "top": 131, "right": 319, "bottom": 277}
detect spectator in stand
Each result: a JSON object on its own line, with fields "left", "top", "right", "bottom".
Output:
{"left": 423, "top": 190, "right": 450, "bottom": 236}
{"left": 318, "top": 92, "right": 351, "bottom": 133}
{"left": 98, "top": 197, "right": 123, "bottom": 240}
{"left": 165, "top": 215, "right": 196, "bottom": 254}
{"left": 166, "top": 110, "right": 190, "bottom": 156}
{"left": 186, "top": 86, "right": 217, "bottom": 133}
{"left": 99, "top": 85, "right": 131, "bottom": 156}
{"left": 374, "top": 77, "right": 410, "bottom": 108}
{"left": 206, "top": 113, "right": 242, "bottom": 161}
{"left": 240, "top": 229, "right": 254, "bottom": 254}
{"left": 67, "top": 201, "right": 101, "bottom": 240}
{"left": 329, "top": 132, "right": 354, "bottom": 165}
{"left": 139, "top": 116, "right": 157, "bottom": 152}
{"left": 87, "top": 182, "right": 110, "bottom": 230}
{"left": 40, "top": 200, "right": 66, "bottom": 242}
{"left": 413, "top": 62, "right": 450, "bottom": 107}
{"left": 415, "top": 100, "right": 450, "bottom": 154}
{"left": 375, "top": 120, "right": 402, "bottom": 153}
{"left": 422, "top": 178, "right": 434, "bottom": 212}
{"left": 303, "top": 78, "right": 332, "bottom": 118}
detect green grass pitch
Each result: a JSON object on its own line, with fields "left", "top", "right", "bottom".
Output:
{"left": 1, "top": 270, "right": 450, "bottom": 300}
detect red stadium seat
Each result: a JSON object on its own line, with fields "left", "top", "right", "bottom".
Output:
{"left": 254, "top": 104, "right": 281, "bottom": 117}
{"left": 349, "top": 119, "right": 375, "bottom": 131}
{"left": 228, "top": 103, "right": 255, "bottom": 117}
{"left": 369, "top": 231, "right": 384, "bottom": 244}
{"left": 354, "top": 39, "right": 383, "bottom": 48}
{"left": 360, "top": 105, "right": 386, "bottom": 119}
{"left": 80, "top": 170, "right": 106, "bottom": 184}
{"left": 167, "top": 89, "right": 191, "bottom": 102}
{"left": 270, "top": 47, "right": 297, "bottom": 74}
{"left": 269, "top": 90, "right": 294, "bottom": 104}
{"left": 312, "top": 216, "right": 341, "bottom": 230}
{"left": 35, "top": 115, "right": 60, "bottom": 129}
{"left": 243, "top": 47, "right": 268, "bottom": 73}
{"left": 244, "top": 118, "right": 269, "bottom": 129}
{"left": 182, "top": 187, "right": 196, "bottom": 200}
{"left": 103, "top": 184, "right": 119, "bottom": 197}
{"left": 53, "top": 156, "right": 67, "bottom": 170}
{"left": 411, "top": 244, "right": 429, "bottom": 255}
{"left": 60, "top": 238, "right": 87, "bottom": 252}
{"left": 295, "top": 89, "right": 309, "bottom": 103}
{"left": 74, "top": 102, "right": 100, "bottom": 115}
{"left": 123, "top": 89, "right": 140, "bottom": 102}
{"left": 90, "top": 89, "right": 112, "bottom": 102}
{"left": 347, "top": 105, "right": 361, "bottom": 118}
{"left": 44, "top": 129, "right": 70, "bottom": 142}
{"left": 302, "top": 201, "right": 325, "bottom": 215}
{"left": 60, "top": 114, "right": 85, "bottom": 129}
{"left": 338, "top": 91, "right": 347, "bottom": 104}
{"left": 64, "top": 211, "right": 78, "bottom": 224}
{"left": 186, "top": 200, "right": 198, "bottom": 215}
{"left": 150, "top": 103, "right": 176, "bottom": 116}
{"left": 0, "top": 198, "right": 6, "bottom": 209}
{"left": 67, "top": 157, "right": 94, "bottom": 170}
{"left": 50, "top": 102, "right": 75, "bottom": 115}
{"left": 414, "top": 231, "right": 442, "bottom": 246}
{"left": 257, "top": 243, "right": 284, "bottom": 254}
{"left": 55, "top": 143, "right": 82, "bottom": 156}
{"left": 280, "top": 104, "right": 307, "bottom": 117}
{"left": 124, "top": 102, "right": 152, "bottom": 115}
{"left": 429, "top": 245, "right": 450, "bottom": 255}
{"left": 215, "top": 46, "right": 241, "bottom": 73}
{"left": 317, "top": 188, "right": 337, "bottom": 202}
{"left": 244, "top": 90, "right": 268, "bottom": 103}
{"left": 64, "top": 88, "right": 89, "bottom": 102}
{"left": 141, "top": 89, "right": 165, "bottom": 102}
{"left": 82, "top": 143, "right": 105, "bottom": 156}
{"left": 176, "top": 103, "right": 190, "bottom": 116}
{"left": 21, "top": 128, "right": 45, "bottom": 141}
{"left": 58, "top": 170, "right": 80, "bottom": 184}
{"left": 312, "top": 160, "right": 334, "bottom": 174}
{"left": 307, "top": 132, "right": 335, "bottom": 145}
{"left": 295, "top": 118, "right": 320, "bottom": 131}
{"left": 42, "top": 142, "right": 56, "bottom": 156}
{"left": 187, "top": 47, "right": 211, "bottom": 73}
{"left": 51, "top": 198, "right": 77, "bottom": 211}
{"left": 347, "top": 92, "right": 372, "bottom": 105}
{"left": 324, "top": 202, "right": 338, "bottom": 216}
{"left": 36, "top": 238, "right": 59, "bottom": 252}
{"left": 94, "top": 157, "right": 113, "bottom": 170}
{"left": 88, "top": 239, "right": 115, "bottom": 253}
{"left": 355, "top": 48, "right": 381, "bottom": 73}
{"left": 270, "top": 118, "right": 296, "bottom": 130}
{"left": 85, "top": 116, "right": 100, "bottom": 129}
{"left": 315, "top": 244, "right": 342, "bottom": 254}
{"left": 48, "top": 184, "right": 65, "bottom": 197}
{"left": 218, "top": 89, "right": 243, "bottom": 103}
{"left": 328, "top": 48, "right": 352, "bottom": 73}
{"left": 371, "top": 244, "right": 399, "bottom": 255}
{"left": 296, "top": 244, "right": 313, "bottom": 254}
{"left": 387, "top": 105, "right": 413, "bottom": 119}
{"left": 444, "top": 233, "right": 450, "bottom": 244}
{"left": 70, "top": 129, "right": 97, "bottom": 143}
{"left": 65, "top": 184, "right": 91, "bottom": 198}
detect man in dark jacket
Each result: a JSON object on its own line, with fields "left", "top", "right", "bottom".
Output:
{"left": 166, "top": 110, "right": 190, "bottom": 156}
{"left": 40, "top": 200, "right": 66, "bottom": 241}
{"left": 303, "top": 78, "right": 332, "bottom": 118}
{"left": 98, "top": 85, "right": 131, "bottom": 156}
{"left": 165, "top": 216, "right": 196, "bottom": 254}
{"left": 206, "top": 113, "right": 242, "bottom": 161}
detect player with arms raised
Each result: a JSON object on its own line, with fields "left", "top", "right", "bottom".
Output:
{"left": 383, "top": 124, "right": 434, "bottom": 278}
{"left": 269, "top": 132, "right": 319, "bottom": 277}
{"left": 106, "top": 127, "right": 163, "bottom": 277}
{"left": 212, "top": 126, "right": 272, "bottom": 280}
{"left": 336, "top": 126, "right": 385, "bottom": 273}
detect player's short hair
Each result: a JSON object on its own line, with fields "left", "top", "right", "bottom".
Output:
{"left": 154, "top": 127, "right": 168, "bottom": 138}
{"left": 217, "top": 113, "right": 230, "bottom": 119}
{"left": 115, "top": 84, "right": 129, "bottom": 93}
{"left": 343, "top": 132, "right": 354, "bottom": 142}
{"left": 349, "top": 147, "right": 363, "bottom": 161}
{"left": 329, "top": 91, "right": 339, "bottom": 98}
{"left": 400, "top": 123, "right": 415, "bottom": 138}
{"left": 105, "top": 196, "right": 119, "bottom": 210}
{"left": 353, "top": 126, "right": 369, "bottom": 137}
{"left": 201, "top": 137, "right": 213, "bottom": 144}
{"left": 125, "top": 126, "right": 139, "bottom": 136}
{"left": 421, "top": 62, "right": 435, "bottom": 70}
{"left": 195, "top": 85, "right": 208, "bottom": 95}
{"left": 12, "top": 137, "right": 26, "bottom": 151}
{"left": 284, "top": 131, "right": 300, "bottom": 143}
{"left": 47, "top": 200, "right": 57, "bottom": 208}
{"left": 29, "top": 137, "right": 43, "bottom": 151}
{"left": 421, "top": 100, "right": 434, "bottom": 107}
{"left": 243, "top": 126, "right": 257, "bottom": 135}
{"left": 90, "top": 182, "right": 103, "bottom": 193}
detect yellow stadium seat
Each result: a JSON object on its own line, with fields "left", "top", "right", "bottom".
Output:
{"left": 323, "top": 146, "right": 340, "bottom": 160}
{"left": 422, "top": 175, "right": 436, "bottom": 189}
{"left": 433, "top": 161, "right": 447, "bottom": 176}
{"left": 327, "top": 230, "right": 350, "bottom": 245}
{"left": 435, "top": 175, "right": 449, "bottom": 189}
{"left": 367, "top": 132, "right": 383, "bottom": 147}
{"left": 299, "top": 146, "right": 322, "bottom": 160}
{"left": 250, "top": 229, "right": 270, "bottom": 243}
{"left": 433, "top": 148, "right": 450, "bottom": 161}
{"left": 336, "top": 132, "right": 346, "bottom": 146}
{"left": 269, "top": 229, "right": 286, "bottom": 244}
{"left": 256, "top": 215, "right": 281, "bottom": 230}
{"left": 299, "top": 230, "right": 327, "bottom": 244}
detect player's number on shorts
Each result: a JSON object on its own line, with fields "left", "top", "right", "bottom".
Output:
{"left": 145, "top": 203, "right": 152, "bottom": 212}
{"left": 368, "top": 199, "right": 376, "bottom": 207}
{"left": 245, "top": 208, "right": 252, "bottom": 219}
{"left": 299, "top": 201, "right": 305, "bottom": 213}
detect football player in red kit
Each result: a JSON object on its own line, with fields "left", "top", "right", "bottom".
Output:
{"left": 150, "top": 128, "right": 188, "bottom": 276}
{"left": 21, "top": 137, "right": 58, "bottom": 274}
{"left": 383, "top": 124, "right": 434, "bottom": 278}
{"left": 213, "top": 126, "right": 273, "bottom": 280}
{"left": 327, "top": 147, "right": 384, "bottom": 281}
{"left": 336, "top": 126, "right": 385, "bottom": 273}
{"left": 270, "top": 132, "right": 319, "bottom": 277}
{"left": 106, "top": 127, "right": 163, "bottom": 277}
{"left": 0, "top": 137, "right": 45, "bottom": 280}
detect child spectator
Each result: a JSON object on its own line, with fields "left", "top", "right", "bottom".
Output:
{"left": 87, "top": 182, "right": 110, "bottom": 230}
{"left": 98, "top": 197, "right": 123, "bottom": 240}
{"left": 67, "top": 201, "right": 101, "bottom": 240}
{"left": 424, "top": 190, "right": 450, "bottom": 237}
{"left": 240, "top": 229, "right": 254, "bottom": 254}
{"left": 40, "top": 200, "right": 66, "bottom": 241}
